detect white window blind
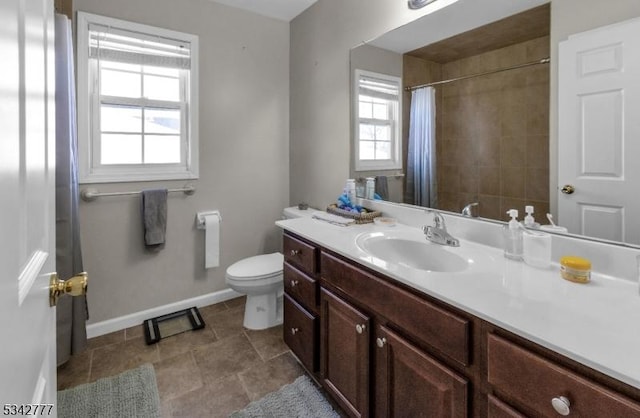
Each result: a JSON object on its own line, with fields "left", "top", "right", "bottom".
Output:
{"left": 88, "top": 24, "right": 192, "bottom": 69}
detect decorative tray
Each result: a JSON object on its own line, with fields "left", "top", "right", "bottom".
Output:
{"left": 326, "top": 204, "right": 382, "bottom": 224}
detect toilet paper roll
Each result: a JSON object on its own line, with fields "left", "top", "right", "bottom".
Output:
{"left": 204, "top": 214, "right": 220, "bottom": 269}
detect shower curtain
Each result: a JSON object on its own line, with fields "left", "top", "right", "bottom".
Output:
{"left": 55, "top": 13, "right": 88, "bottom": 366}
{"left": 406, "top": 86, "right": 437, "bottom": 207}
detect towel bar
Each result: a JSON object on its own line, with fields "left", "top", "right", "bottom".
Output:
{"left": 81, "top": 184, "right": 195, "bottom": 202}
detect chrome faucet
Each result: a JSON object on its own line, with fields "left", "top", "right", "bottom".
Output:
{"left": 422, "top": 210, "right": 460, "bottom": 247}
{"left": 461, "top": 202, "right": 479, "bottom": 217}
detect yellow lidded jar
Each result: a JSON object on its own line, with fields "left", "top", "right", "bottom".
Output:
{"left": 560, "top": 256, "right": 591, "bottom": 284}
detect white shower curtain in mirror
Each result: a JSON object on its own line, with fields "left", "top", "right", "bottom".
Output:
{"left": 406, "top": 86, "right": 437, "bottom": 207}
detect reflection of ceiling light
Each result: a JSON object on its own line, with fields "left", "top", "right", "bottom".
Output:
{"left": 408, "top": 0, "right": 438, "bottom": 9}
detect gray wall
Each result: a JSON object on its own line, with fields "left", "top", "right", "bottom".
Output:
{"left": 289, "top": 0, "right": 445, "bottom": 210}
{"left": 75, "top": 0, "right": 290, "bottom": 323}
{"left": 291, "top": 0, "right": 640, "bottom": 215}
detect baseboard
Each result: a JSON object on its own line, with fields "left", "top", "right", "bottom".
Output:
{"left": 86, "top": 288, "right": 242, "bottom": 339}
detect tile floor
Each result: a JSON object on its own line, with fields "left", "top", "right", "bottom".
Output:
{"left": 57, "top": 296, "right": 309, "bottom": 417}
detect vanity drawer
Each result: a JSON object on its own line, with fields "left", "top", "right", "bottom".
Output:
{"left": 284, "top": 262, "right": 317, "bottom": 314}
{"left": 283, "top": 293, "right": 318, "bottom": 373}
{"left": 321, "top": 252, "right": 470, "bottom": 366}
{"left": 487, "top": 334, "right": 640, "bottom": 417}
{"left": 487, "top": 394, "right": 526, "bottom": 418}
{"left": 283, "top": 234, "right": 317, "bottom": 276}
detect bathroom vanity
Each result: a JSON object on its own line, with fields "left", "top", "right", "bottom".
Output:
{"left": 279, "top": 217, "right": 640, "bottom": 417}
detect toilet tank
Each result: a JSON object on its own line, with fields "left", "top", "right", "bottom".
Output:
{"left": 282, "top": 206, "right": 316, "bottom": 220}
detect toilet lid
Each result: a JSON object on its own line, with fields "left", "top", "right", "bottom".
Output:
{"left": 226, "top": 252, "right": 283, "bottom": 281}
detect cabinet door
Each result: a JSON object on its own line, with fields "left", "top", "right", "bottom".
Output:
{"left": 320, "top": 288, "right": 370, "bottom": 417}
{"left": 283, "top": 293, "right": 317, "bottom": 372}
{"left": 375, "top": 325, "right": 468, "bottom": 418}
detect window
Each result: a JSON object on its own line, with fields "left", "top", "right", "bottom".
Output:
{"left": 353, "top": 69, "right": 402, "bottom": 171}
{"left": 77, "top": 12, "right": 199, "bottom": 183}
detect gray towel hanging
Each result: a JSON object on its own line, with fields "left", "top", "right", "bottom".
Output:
{"left": 142, "top": 188, "right": 168, "bottom": 250}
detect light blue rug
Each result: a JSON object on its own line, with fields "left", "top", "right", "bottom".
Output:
{"left": 57, "top": 363, "right": 160, "bottom": 418}
{"left": 230, "top": 375, "right": 340, "bottom": 418}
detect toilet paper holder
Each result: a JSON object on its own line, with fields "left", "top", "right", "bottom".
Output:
{"left": 196, "top": 211, "right": 222, "bottom": 229}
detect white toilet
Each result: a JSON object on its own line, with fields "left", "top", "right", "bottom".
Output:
{"left": 225, "top": 206, "right": 314, "bottom": 330}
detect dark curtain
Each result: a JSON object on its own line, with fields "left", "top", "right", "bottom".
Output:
{"left": 55, "top": 13, "right": 88, "bottom": 366}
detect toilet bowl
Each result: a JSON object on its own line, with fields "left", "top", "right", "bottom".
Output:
{"left": 225, "top": 206, "right": 315, "bottom": 330}
{"left": 226, "top": 252, "right": 284, "bottom": 330}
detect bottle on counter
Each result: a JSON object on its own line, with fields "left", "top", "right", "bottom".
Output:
{"left": 503, "top": 209, "right": 523, "bottom": 261}
{"left": 523, "top": 205, "right": 540, "bottom": 229}
{"left": 365, "top": 177, "right": 376, "bottom": 200}
{"left": 345, "top": 179, "right": 356, "bottom": 203}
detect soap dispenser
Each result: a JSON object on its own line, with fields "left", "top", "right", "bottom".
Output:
{"left": 503, "top": 209, "right": 523, "bottom": 260}
{"left": 523, "top": 205, "right": 540, "bottom": 229}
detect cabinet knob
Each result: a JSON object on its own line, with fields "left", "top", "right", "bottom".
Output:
{"left": 290, "top": 280, "right": 299, "bottom": 287}
{"left": 291, "top": 327, "right": 300, "bottom": 335}
{"left": 290, "top": 249, "right": 300, "bottom": 256}
{"left": 376, "top": 337, "right": 387, "bottom": 348}
{"left": 356, "top": 324, "right": 366, "bottom": 334}
{"left": 551, "top": 396, "right": 571, "bottom": 416}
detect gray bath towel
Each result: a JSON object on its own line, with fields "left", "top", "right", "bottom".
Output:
{"left": 375, "top": 176, "right": 389, "bottom": 200}
{"left": 142, "top": 188, "right": 168, "bottom": 250}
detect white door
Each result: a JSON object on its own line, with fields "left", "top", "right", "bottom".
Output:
{"left": 558, "top": 17, "right": 640, "bottom": 244}
{"left": 0, "top": 0, "right": 58, "bottom": 414}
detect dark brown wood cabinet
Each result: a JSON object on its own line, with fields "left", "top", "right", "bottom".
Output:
{"left": 320, "top": 288, "right": 371, "bottom": 417}
{"left": 281, "top": 231, "right": 640, "bottom": 418}
{"left": 487, "top": 333, "right": 640, "bottom": 418}
{"left": 319, "top": 250, "right": 470, "bottom": 418}
{"left": 282, "top": 233, "right": 320, "bottom": 374}
{"left": 375, "top": 324, "right": 468, "bottom": 418}
{"left": 487, "top": 394, "right": 526, "bottom": 418}
{"left": 283, "top": 293, "right": 317, "bottom": 372}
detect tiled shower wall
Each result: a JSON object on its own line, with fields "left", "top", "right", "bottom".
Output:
{"left": 404, "top": 36, "right": 550, "bottom": 221}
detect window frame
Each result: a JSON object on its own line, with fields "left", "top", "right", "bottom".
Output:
{"left": 76, "top": 12, "right": 199, "bottom": 183}
{"left": 353, "top": 69, "right": 402, "bottom": 172}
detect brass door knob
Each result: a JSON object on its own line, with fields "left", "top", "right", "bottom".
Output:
{"left": 50, "top": 272, "right": 88, "bottom": 307}
{"left": 561, "top": 185, "right": 575, "bottom": 194}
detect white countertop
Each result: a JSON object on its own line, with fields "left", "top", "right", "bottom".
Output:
{"left": 277, "top": 217, "right": 640, "bottom": 390}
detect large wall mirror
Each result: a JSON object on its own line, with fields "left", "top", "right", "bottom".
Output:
{"left": 350, "top": 0, "right": 640, "bottom": 246}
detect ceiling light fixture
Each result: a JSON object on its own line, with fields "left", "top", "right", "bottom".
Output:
{"left": 408, "top": 0, "right": 438, "bottom": 9}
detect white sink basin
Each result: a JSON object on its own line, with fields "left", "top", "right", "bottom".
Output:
{"left": 355, "top": 229, "right": 494, "bottom": 274}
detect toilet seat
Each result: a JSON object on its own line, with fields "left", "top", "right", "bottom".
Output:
{"left": 225, "top": 252, "right": 283, "bottom": 282}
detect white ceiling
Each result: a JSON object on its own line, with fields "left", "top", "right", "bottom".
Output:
{"left": 208, "top": 0, "right": 317, "bottom": 21}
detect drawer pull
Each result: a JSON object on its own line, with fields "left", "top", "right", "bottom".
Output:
{"left": 551, "top": 396, "right": 571, "bottom": 416}
{"left": 291, "top": 327, "right": 300, "bottom": 335}
{"left": 290, "top": 280, "right": 299, "bottom": 287}
{"left": 290, "top": 249, "right": 300, "bottom": 256}
{"left": 376, "top": 337, "right": 387, "bottom": 348}
{"left": 356, "top": 324, "right": 366, "bottom": 334}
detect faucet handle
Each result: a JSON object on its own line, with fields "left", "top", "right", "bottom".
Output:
{"left": 425, "top": 209, "right": 445, "bottom": 229}
{"left": 461, "top": 202, "right": 479, "bottom": 217}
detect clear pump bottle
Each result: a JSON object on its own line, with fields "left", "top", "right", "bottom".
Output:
{"left": 503, "top": 209, "right": 523, "bottom": 260}
{"left": 523, "top": 205, "right": 540, "bottom": 229}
